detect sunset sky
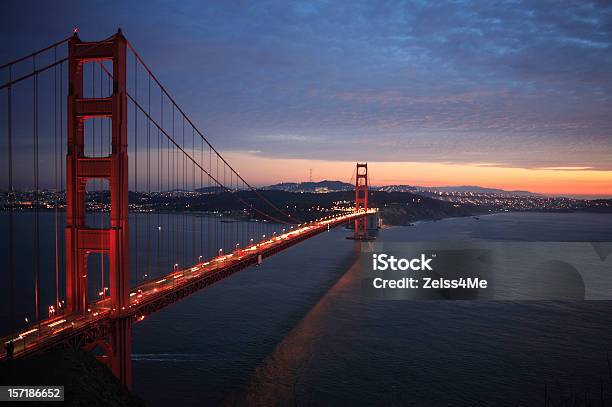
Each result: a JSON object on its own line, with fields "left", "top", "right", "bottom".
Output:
{"left": 2, "top": 1, "right": 611, "bottom": 197}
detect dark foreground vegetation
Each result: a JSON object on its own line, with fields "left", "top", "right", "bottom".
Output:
{"left": 0, "top": 349, "right": 144, "bottom": 406}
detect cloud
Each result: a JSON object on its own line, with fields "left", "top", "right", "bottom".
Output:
{"left": 2, "top": 0, "right": 611, "bottom": 173}
{"left": 539, "top": 167, "right": 595, "bottom": 171}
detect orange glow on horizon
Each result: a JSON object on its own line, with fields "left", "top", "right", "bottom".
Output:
{"left": 224, "top": 151, "right": 612, "bottom": 197}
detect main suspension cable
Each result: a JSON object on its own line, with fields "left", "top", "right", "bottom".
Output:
{"left": 94, "top": 57, "right": 299, "bottom": 225}
{"left": 124, "top": 41, "right": 301, "bottom": 223}
{"left": 127, "top": 93, "right": 294, "bottom": 225}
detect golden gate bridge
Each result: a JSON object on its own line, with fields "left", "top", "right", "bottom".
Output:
{"left": 0, "top": 29, "right": 376, "bottom": 387}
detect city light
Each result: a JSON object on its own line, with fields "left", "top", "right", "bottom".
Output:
{"left": 18, "top": 328, "right": 38, "bottom": 338}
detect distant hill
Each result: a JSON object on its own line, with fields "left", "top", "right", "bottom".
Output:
{"left": 418, "top": 185, "right": 539, "bottom": 197}
{"left": 261, "top": 181, "right": 537, "bottom": 197}
{"left": 263, "top": 180, "right": 353, "bottom": 193}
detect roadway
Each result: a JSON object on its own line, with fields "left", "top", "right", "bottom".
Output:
{"left": 1, "top": 209, "right": 376, "bottom": 360}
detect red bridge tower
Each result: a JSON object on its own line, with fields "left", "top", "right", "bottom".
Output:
{"left": 354, "top": 163, "right": 369, "bottom": 239}
{"left": 65, "top": 30, "right": 131, "bottom": 387}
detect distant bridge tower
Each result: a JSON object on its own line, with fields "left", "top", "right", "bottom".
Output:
{"left": 65, "top": 30, "right": 131, "bottom": 387}
{"left": 354, "top": 163, "right": 368, "bottom": 239}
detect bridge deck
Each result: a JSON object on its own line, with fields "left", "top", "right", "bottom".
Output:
{"left": 1, "top": 210, "right": 374, "bottom": 361}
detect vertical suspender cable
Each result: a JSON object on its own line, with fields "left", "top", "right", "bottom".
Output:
{"left": 171, "top": 104, "right": 174, "bottom": 269}
{"left": 33, "top": 55, "right": 40, "bottom": 322}
{"left": 160, "top": 92, "right": 164, "bottom": 275}
{"left": 183, "top": 118, "right": 187, "bottom": 264}
{"left": 167, "top": 135, "right": 171, "bottom": 272}
{"left": 147, "top": 74, "right": 151, "bottom": 280}
{"left": 134, "top": 54, "right": 138, "bottom": 284}
{"left": 7, "top": 65, "right": 15, "bottom": 329}
{"left": 223, "top": 163, "right": 226, "bottom": 252}
{"left": 237, "top": 175, "right": 240, "bottom": 247}
{"left": 157, "top": 123, "right": 161, "bottom": 277}
{"left": 156, "top": 124, "right": 160, "bottom": 276}
{"left": 208, "top": 147, "right": 211, "bottom": 259}
{"left": 100, "top": 61, "right": 105, "bottom": 297}
{"left": 233, "top": 173, "right": 237, "bottom": 247}
{"left": 200, "top": 133, "right": 203, "bottom": 260}
{"left": 216, "top": 154, "right": 219, "bottom": 254}
{"left": 59, "top": 62, "right": 64, "bottom": 304}
{"left": 180, "top": 115, "right": 184, "bottom": 265}
{"left": 231, "top": 172, "right": 234, "bottom": 246}
{"left": 241, "top": 180, "right": 244, "bottom": 246}
{"left": 192, "top": 126, "right": 195, "bottom": 262}
{"left": 166, "top": 111, "right": 170, "bottom": 274}
{"left": 54, "top": 47, "right": 59, "bottom": 308}
{"left": 171, "top": 104, "right": 175, "bottom": 268}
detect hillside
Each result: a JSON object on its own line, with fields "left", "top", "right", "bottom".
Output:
{"left": 263, "top": 180, "right": 353, "bottom": 192}
{"left": 155, "top": 189, "right": 480, "bottom": 225}
{"left": 0, "top": 349, "right": 144, "bottom": 406}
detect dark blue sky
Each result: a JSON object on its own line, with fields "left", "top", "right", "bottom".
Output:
{"left": 2, "top": 0, "right": 611, "bottom": 176}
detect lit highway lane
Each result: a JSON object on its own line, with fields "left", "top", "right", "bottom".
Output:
{"left": 1, "top": 209, "right": 376, "bottom": 360}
